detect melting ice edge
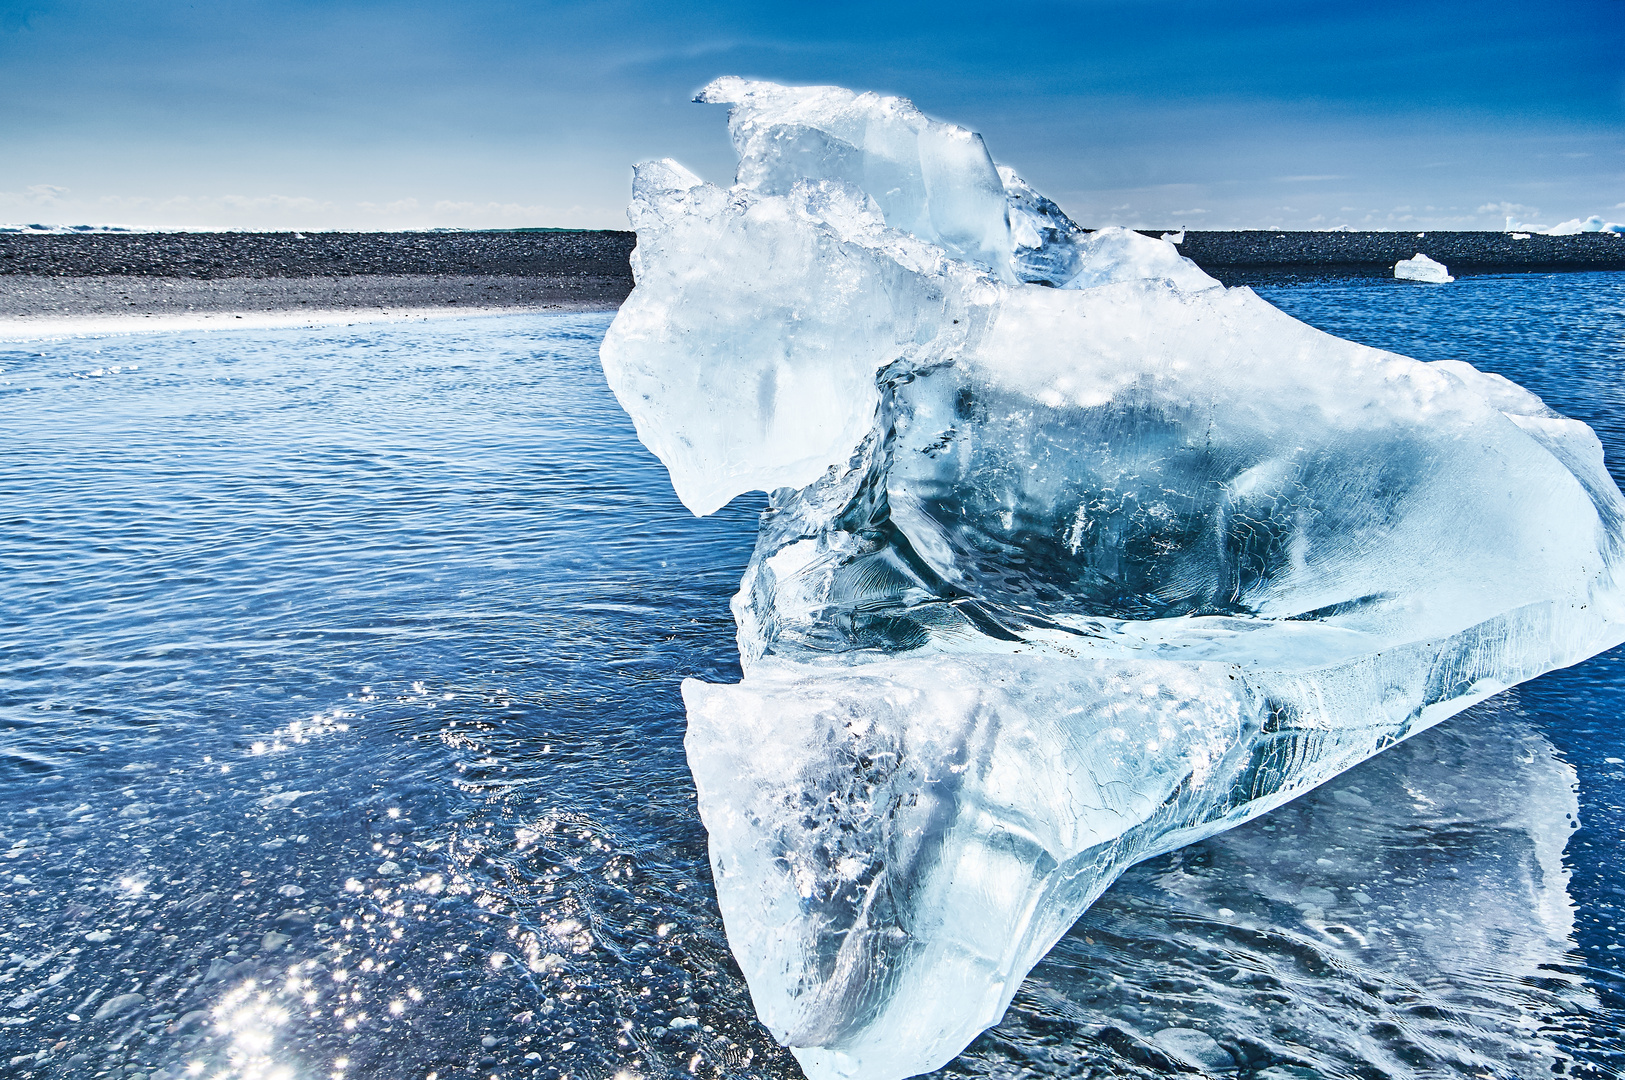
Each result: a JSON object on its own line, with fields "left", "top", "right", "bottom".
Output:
{"left": 598, "top": 78, "right": 1625, "bottom": 1080}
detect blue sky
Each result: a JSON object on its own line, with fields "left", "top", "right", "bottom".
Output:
{"left": 2, "top": 0, "right": 1621, "bottom": 231}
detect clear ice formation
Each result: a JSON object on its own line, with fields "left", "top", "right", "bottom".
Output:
{"left": 599, "top": 77, "right": 1625, "bottom": 1080}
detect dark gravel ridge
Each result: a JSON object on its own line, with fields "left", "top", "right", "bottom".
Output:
{"left": 0, "top": 229, "right": 637, "bottom": 279}
{"left": 2, "top": 229, "right": 1620, "bottom": 286}
{"left": 1149, "top": 229, "right": 1625, "bottom": 274}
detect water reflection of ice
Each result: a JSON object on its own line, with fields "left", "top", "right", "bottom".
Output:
{"left": 959, "top": 694, "right": 1590, "bottom": 1079}
{"left": 0, "top": 672, "right": 1601, "bottom": 1080}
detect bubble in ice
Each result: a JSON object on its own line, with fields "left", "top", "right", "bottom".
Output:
{"left": 599, "top": 77, "right": 1625, "bottom": 1080}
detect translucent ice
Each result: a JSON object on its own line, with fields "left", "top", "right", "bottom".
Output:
{"left": 1393, "top": 252, "right": 1454, "bottom": 283}
{"left": 599, "top": 78, "right": 1625, "bottom": 1080}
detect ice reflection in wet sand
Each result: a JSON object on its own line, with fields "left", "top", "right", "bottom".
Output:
{"left": 965, "top": 696, "right": 1591, "bottom": 1078}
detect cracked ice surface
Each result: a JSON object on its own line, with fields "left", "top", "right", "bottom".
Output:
{"left": 599, "top": 77, "right": 1625, "bottom": 1080}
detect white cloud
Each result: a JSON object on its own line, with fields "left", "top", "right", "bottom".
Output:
{"left": 358, "top": 198, "right": 422, "bottom": 215}
{"left": 0, "top": 184, "right": 70, "bottom": 207}
{"left": 426, "top": 199, "right": 600, "bottom": 227}
{"left": 96, "top": 193, "right": 338, "bottom": 214}
{"left": 1275, "top": 175, "right": 1344, "bottom": 182}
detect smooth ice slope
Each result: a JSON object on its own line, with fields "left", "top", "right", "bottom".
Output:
{"left": 599, "top": 78, "right": 1625, "bottom": 1080}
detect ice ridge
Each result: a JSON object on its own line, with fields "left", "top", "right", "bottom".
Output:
{"left": 599, "top": 77, "right": 1625, "bottom": 1080}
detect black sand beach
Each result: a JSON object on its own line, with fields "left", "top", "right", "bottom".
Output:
{"left": 0, "top": 231, "right": 637, "bottom": 321}
{"left": 1170, "top": 229, "right": 1625, "bottom": 284}
{"left": 2, "top": 228, "right": 1621, "bottom": 321}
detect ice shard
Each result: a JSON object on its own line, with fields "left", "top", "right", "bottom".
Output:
{"left": 599, "top": 78, "right": 1625, "bottom": 1080}
{"left": 1394, "top": 252, "right": 1454, "bottom": 283}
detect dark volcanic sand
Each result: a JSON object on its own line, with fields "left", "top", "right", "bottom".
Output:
{"left": 0, "top": 231, "right": 637, "bottom": 319}
{"left": 1157, "top": 229, "right": 1625, "bottom": 283}
{"left": 2, "top": 228, "right": 1621, "bottom": 320}
{"left": 0, "top": 274, "right": 629, "bottom": 320}
{"left": 0, "top": 229, "right": 637, "bottom": 279}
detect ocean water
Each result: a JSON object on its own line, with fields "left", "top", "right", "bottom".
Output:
{"left": 0, "top": 271, "right": 1621, "bottom": 1080}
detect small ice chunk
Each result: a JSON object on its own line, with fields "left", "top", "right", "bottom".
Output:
{"left": 1153, "top": 1028, "right": 1234, "bottom": 1072}
{"left": 1161, "top": 230, "right": 1185, "bottom": 244}
{"left": 999, "top": 165, "right": 1088, "bottom": 285}
{"left": 93, "top": 992, "right": 144, "bottom": 1021}
{"left": 169, "top": 1009, "right": 210, "bottom": 1034}
{"left": 1394, "top": 252, "right": 1454, "bottom": 283}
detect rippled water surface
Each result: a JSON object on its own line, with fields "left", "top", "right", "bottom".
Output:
{"left": 1, "top": 271, "right": 1623, "bottom": 1080}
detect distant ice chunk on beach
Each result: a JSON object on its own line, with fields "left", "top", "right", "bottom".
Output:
{"left": 1543, "top": 215, "right": 1625, "bottom": 236}
{"left": 600, "top": 77, "right": 1625, "bottom": 1080}
{"left": 0, "top": 222, "right": 138, "bottom": 234}
{"left": 1505, "top": 213, "right": 1625, "bottom": 236}
{"left": 1394, "top": 252, "right": 1454, "bottom": 283}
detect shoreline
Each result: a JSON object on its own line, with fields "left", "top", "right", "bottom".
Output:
{"left": 0, "top": 300, "right": 614, "bottom": 342}
{"left": 6, "top": 228, "right": 1620, "bottom": 277}
{"left": 0, "top": 272, "right": 625, "bottom": 324}
{"left": 3, "top": 228, "right": 1620, "bottom": 334}
{"left": 1, "top": 230, "right": 635, "bottom": 335}
{"left": 0, "top": 274, "right": 622, "bottom": 340}
{"left": 1158, "top": 228, "right": 1625, "bottom": 279}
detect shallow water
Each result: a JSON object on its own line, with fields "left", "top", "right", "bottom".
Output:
{"left": 1, "top": 271, "right": 1622, "bottom": 1080}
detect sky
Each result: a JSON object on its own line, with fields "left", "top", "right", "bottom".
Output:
{"left": 2, "top": 0, "right": 1622, "bottom": 232}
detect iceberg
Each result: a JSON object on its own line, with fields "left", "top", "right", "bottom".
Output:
{"left": 1393, "top": 252, "right": 1453, "bottom": 283}
{"left": 599, "top": 78, "right": 1625, "bottom": 1080}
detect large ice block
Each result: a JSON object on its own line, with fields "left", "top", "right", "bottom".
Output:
{"left": 599, "top": 79, "right": 1625, "bottom": 1080}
